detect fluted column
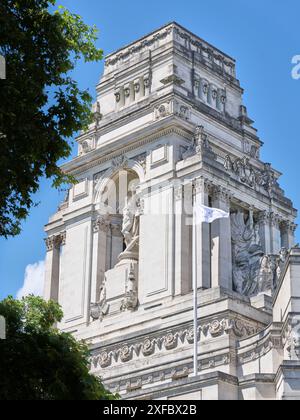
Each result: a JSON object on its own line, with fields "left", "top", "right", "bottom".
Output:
{"left": 211, "top": 187, "right": 232, "bottom": 290}
{"left": 44, "top": 232, "right": 66, "bottom": 301}
{"left": 193, "top": 178, "right": 211, "bottom": 290}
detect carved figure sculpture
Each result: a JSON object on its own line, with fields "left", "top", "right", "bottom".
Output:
{"left": 231, "top": 210, "right": 264, "bottom": 296}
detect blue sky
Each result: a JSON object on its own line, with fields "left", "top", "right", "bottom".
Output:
{"left": 1, "top": 0, "right": 300, "bottom": 299}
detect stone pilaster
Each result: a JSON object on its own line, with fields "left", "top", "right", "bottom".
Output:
{"left": 280, "top": 221, "right": 297, "bottom": 250}
{"left": 211, "top": 186, "right": 232, "bottom": 290}
{"left": 90, "top": 216, "right": 111, "bottom": 303}
{"left": 174, "top": 183, "right": 192, "bottom": 295}
{"left": 44, "top": 232, "right": 66, "bottom": 301}
{"left": 193, "top": 178, "right": 212, "bottom": 290}
{"left": 258, "top": 211, "right": 272, "bottom": 254}
{"left": 269, "top": 212, "right": 282, "bottom": 254}
{"left": 111, "top": 220, "right": 124, "bottom": 268}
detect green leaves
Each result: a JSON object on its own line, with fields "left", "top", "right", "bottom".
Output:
{"left": 0, "top": 296, "right": 116, "bottom": 400}
{"left": 0, "top": 0, "right": 103, "bottom": 237}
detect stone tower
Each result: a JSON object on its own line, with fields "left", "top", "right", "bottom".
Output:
{"left": 44, "top": 23, "right": 300, "bottom": 400}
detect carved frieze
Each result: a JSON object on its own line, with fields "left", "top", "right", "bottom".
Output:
{"left": 90, "top": 316, "right": 263, "bottom": 369}
{"left": 224, "top": 155, "right": 276, "bottom": 196}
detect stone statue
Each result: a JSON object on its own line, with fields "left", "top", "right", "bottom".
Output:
{"left": 119, "top": 187, "right": 141, "bottom": 261}
{"left": 231, "top": 210, "right": 264, "bottom": 296}
{"left": 276, "top": 247, "right": 288, "bottom": 283}
{"left": 90, "top": 277, "right": 109, "bottom": 321}
{"left": 120, "top": 264, "right": 138, "bottom": 312}
{"left": 257, "top": 255, "right": 274, "bottom": 293}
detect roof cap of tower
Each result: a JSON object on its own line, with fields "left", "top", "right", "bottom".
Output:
{"left": 103, "top": 22, "right": 236, "bottom": 75}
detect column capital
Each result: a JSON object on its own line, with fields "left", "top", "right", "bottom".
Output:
{"left": 193, "top": 177, "right": 213, "bottom": 195}
{"left": 93, "top": 215, "right": 111, "bottom": 233}
{"left": 269, "top": 212, "right": 282, "bottom": 228}
{"left": 45, "top": 231, "right": 66, "bottom": 252}
{"left": 258, "top": 210, "right": 269, "bottom": 225}
{"left": 175, "top": 184, "right": 184, "bottom": 201}
{"left": 211, "top": 185, "right": 232, "bottom": 205}
{"left": 288, "top": 222, "right": 298, "bottom": 234}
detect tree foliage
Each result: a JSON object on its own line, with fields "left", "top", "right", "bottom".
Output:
{"left": 0, "top": 296, "right": 116, "bottom": 400}
{"left": 0, "top": 0, "right": 103, "bottom": 237}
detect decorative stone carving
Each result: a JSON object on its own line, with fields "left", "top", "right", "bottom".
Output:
{"left": 211, "top": 185, "right": 231, "bottom": 205}
{"left": 132, "top": 152, "right": 147, "bottom": 172}
{"left": 93, "top": 215, "right": 111, "bottom": 233}
{"left": 99, "top": 351, "right": 111, "bottom": 368}
{"left": 90, "top": 278, "right": 109, "bottom": 322}
{"left": 224, "top": 155, "right": 276, "bottom": 195}
{"left": 224, "top": 155, "right": 255, "bottom": 187}
{"left": 142, "top": 338, "right": 155, "bottom": 356}
{"left": 112, "top": 154, "right": 128, "bottom": 171}
{"left": 114, "top": 91, "right": 121, "bottom": 103}
{"left": 120, "top": 345, "right": 132, "bottom": 363}
{"left": 257, "top": 255, "right": 276, "bottom": 293}
{"left": 45, "top": 232, "right": 66, "bottom": 251}
{"left": 275, "top": 247, "right": 289, "bottom": 283}
{"left": 124, "top": 85, "right": 131, "bottom": 98}
{"left": 231, "top": 210, "right": 265, "bottom": 296}
{"left": 287, "top": 328, "right": 300, "bottom": 360}
{"left": 154, "top": 102, "right": 171, "bottom": 120}
{"left": 119, "top": 191, "right": 140, "bottom": 261}
{"left": 90, "top": 316, "right": 263, "bottom": 369}
{"left": 120, "top": 264, "right": 138, "bottom": 312}
{"left": 232, "top": 208, "right": 288, "bottom": 296}
{"left": 143, "top": 74, "right": 151, "bottom": 89}
{"left": 182, "top": 125, "right": 213, "bottom": 160}
{"left": 92, "top": 101, "right": 102, "bottom": 128}
{"left": 164, "top": 332, "right": 177, "bottom": 350}
{"left": 133, "top": 80, "right": 140, "bottom": 93}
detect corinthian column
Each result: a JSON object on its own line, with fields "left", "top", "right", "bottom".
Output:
{"left": 211, "top": 186, "right": 232, "bottom": 290}
{"left": 44, "top": 232, "right": 66, "bottom": 301}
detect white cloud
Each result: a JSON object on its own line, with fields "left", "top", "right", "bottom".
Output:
{"left": 17, "top": 260, "right": 45, "bottom": 299}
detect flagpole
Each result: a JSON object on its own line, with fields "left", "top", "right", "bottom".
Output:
{"left": 192, "top": 193, "right": 198, "bottom": 377}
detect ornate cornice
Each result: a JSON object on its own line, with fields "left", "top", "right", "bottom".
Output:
{"left": 64, "top": 125, "right": 192, "bottom": 176}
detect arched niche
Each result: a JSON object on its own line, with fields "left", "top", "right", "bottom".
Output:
{"left": 94, "top": 157, "right": 144, "bottom": 214}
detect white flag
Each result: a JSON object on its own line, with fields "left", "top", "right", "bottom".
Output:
{"left": 193, "top": 204, "right": 229, "bottom": 224}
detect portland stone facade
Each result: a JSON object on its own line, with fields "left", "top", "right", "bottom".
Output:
{"left": 44, "top": 23, "right": 300, "bottom": 400}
